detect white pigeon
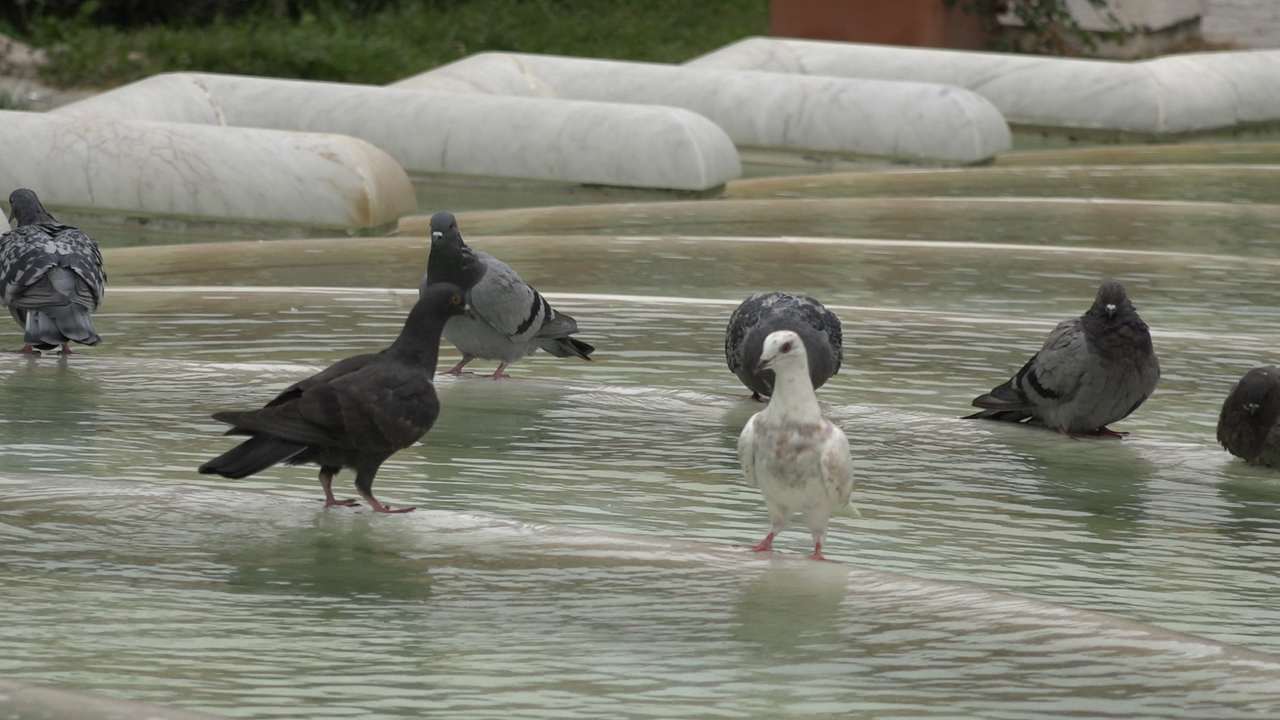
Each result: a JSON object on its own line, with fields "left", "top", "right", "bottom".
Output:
{"left": 737, "top": 329, "right": 856, "bottom": 561}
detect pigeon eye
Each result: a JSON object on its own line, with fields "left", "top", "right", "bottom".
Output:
{"left": 450, "top": 294, "right": 461, "bottom": 305}
{"left": 781, "top": 341, "right": 793, "bottom": 353}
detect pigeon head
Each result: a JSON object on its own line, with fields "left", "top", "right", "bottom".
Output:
{"left": 426, "top": 211, "right": 483, "bottom": 288}
{"left": 1087, "top": 280, "right": 1134, "bottom": 321}
{"left": 389, "top": 281, "right": 470, "bottom": 364}
{"left": 8, "top": 188, "right": 57, "bottom": 226}
{"left": 757, "top": 330, "right": 808, "bottom": 374}
{"left": 1219, "top": 367, "right": 1280, "bottom": 460}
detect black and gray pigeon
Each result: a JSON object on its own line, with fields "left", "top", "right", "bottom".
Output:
{"left": 0, "top": 188, "right": 106, "bottom": 355}
{"left": 964, "top": 280, "right": 1160, "bottom": 437}
{"left": 1217, "top": 366, "right": 1280, "bottom": 467}
{"left": 198, "top": 283, "right": 469, "bottom": 513}
{"left": 725, "top": 292, "right": 843, "bottom": 401}
{"left": 421, "top": 211, "right": 594, "bottom": 379}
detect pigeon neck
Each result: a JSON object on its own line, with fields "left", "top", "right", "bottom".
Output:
{"left": 386, "top": 304, "right": 450, "bottom": 373}
{"left": 768, "top": 363, "right": 821, "bottom": 421}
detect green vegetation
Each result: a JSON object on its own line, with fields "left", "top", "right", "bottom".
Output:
{"left": 8, "top": 0, "right": 767, "bottom": 89}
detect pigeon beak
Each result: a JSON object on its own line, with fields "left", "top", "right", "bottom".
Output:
{"left": 1105, "top": 303, "right": 1117, "bottom": 316}
{"left": 1245, "top": 402, "right": 1261, "bottom": 415}
{"left": 431, "top": 231, "right": 443, "bottom": 241}
{"left": 756, "top": 356, "right": 773, "bottom": 373}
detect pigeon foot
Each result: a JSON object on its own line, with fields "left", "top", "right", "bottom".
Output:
{"left": 1094, "top": 426, "right": 1129, "bottom": 439}
{"left": 490, "top": 363, "right": 512, "bottom": 380}
{"left": 13, "top": 345, "right": 39, "bottom": 356}
{"left": 362, "top": 495, "right": 416, "bottom": 514}
{"left": 809, "top": 544, "right": 829, "bottom": 562}
{"left": 751, "top": 532, "right": 776, "bottom": 553}
{"left": 444, "top": 356, "right": 475, "bottom": 375}
{"left": 322, "top": 498, "right": 360, "bottom": 508}
{"left": 59, "top": 343, "right": 73, "bottom": 355}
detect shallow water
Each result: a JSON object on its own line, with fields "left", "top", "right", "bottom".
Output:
{"left": 7, "top": 150, "right": 1280, "bottom": 717}
{"left": 6, "top": 226, "right": 1280, "bottom": 717}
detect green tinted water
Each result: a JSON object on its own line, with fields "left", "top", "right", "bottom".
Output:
{"left": 4, "top": 153, "right": 1280, "bottom": 718}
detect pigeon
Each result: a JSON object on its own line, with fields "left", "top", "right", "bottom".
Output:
{"left": 964, "top": 280, "right": 1160, "bottom": 437}
{"left": 0, "top": 189, "right": 106, "bottom": 355}
{"left": 198, "top": 283, "right": 468, "bottom": 513}
{"left": 725, "top": 292, "right": 842, "bottom": 401}
{"left": 421, "top": 211, "right": 593, "bottom": 379}
{"left": 1217, "top": 366, "right": 1280, "bottom": 467}
{"left": 737, "top": 329, "right": 856, "bottom": 561}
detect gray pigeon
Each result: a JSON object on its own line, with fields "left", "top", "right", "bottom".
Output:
{"left": 421, "top": 211, "right": 593, "bottom": 379}
{"left": 1217, "top": 366, "right": 1280, "bottom": 467}
{"left": 725, "top": 291, "right": 842, "bottom": 401}
{"left": 199, "top": 283, "right": 469, "bottom": 513}
{"left": 964, "top": 280, "right": 1159, "bottom": 437}
{"left": 0, "top": 189, "right": 106, "bottom": 355}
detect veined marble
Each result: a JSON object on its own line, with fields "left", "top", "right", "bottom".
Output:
{"left": 0, "top": 110, "right": 414, "bottom": 229}
{"left": 391, "top": 53, "right": 1011, "bottom": 164}
{"left": 57, "top": 72, "right": 740, "bottom": 191}
{"left": 688, "top": 37, "right": 1280, "bottom": 137}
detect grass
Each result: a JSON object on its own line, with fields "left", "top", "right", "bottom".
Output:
{"left": 14, "top": 0, "right": 768, "bottom": 89}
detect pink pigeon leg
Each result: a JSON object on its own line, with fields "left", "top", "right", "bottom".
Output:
{"left": 319, "top": 469, "right": 359, "bottom": 508}
{"left": 14, "top": 344, "right": 38, "bottom": 355}
{"left": 360, "top": 492, "right": 416, "bottom": 514}
{"left": 444, "top": 355, "right": 475, "bottom": 376}
{"left": 490, "top": 363, "right": 512, "bottom": 380}
{"left": 751, "top": 532, "right": 776, "bottom": 552}
{"left": 59, "top": 343, "right": 73, "bottom": 355}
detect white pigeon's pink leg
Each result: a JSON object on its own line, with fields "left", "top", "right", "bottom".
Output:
{"left": 809, "top": 528, "right": 829, "bottom": 561}
{"left": 752, "top": 510, "right": 787, "bottom": 553}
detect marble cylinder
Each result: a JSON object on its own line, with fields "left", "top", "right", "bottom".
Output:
{"left": 391, "top": 52, "right": 1012, "bottom": 164}
{"left": 0, "top": 109, "right": 415, "bottom": 229}
{"left": 57, "top": 73, "right": 742, "bottom": 191}
{"left": 688, "top": 37, "right": 1280, "bottom": 137}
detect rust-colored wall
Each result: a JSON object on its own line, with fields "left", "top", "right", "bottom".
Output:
{"left": 769, "top": 0, "right": 990, "bottom": 49}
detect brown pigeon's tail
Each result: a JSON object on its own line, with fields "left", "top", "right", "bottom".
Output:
{"left": 199, "top": 435, "right": 307, "bottom": 479}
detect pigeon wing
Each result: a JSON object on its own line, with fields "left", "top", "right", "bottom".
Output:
{"left": 737, "top": 414, "right": 760, "bottom": 488}
{"left": 0, "top": 225, "right": 106, "bottom": 308}
{"left": 972, "top": 318, "right": 1084, "bottom": 411}
{"left": 1021, "top": 318, "right": 1089, "bottom": 405}
{"left": 819, "top": 422, "right": 855, "bottom": 508}
{"left": 266, "top": 353, "right": 378, "bottom": 407}
{"left": 467, "top": 252, "right": 549, "bottom": 344}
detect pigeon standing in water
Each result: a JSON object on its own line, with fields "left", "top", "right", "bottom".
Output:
{"left": 725, "top": 292, "right": 842, "bottom": 401}
{"left": 1217, "top": 366, "right": 1280, "bottom": 467}
{"left": 738, "top": 330, "right": 856, "bottom": 561}
{"left": 0, "top": 189, "right": 106, "bottom": 355}
{"left": 421, "top": 211, "right": 593, "bottom": 379}
{"left": 199, "top": 283, "right": 468, "bottom": 513}
{"left": 964, "top": 280, "right": 1159, "bottom": 437}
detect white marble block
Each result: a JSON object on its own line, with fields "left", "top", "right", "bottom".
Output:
{"left": 391, "top": 53, "right": 1011, "bottom": 164}
{"left": 0, "top": 109, "right": 415, "bottom": 229}
{"left": 689, "top": 37, "right": 1280, "bottom": 137}
{"left": 57, "top": 72, "right": 741, "bottom": 191}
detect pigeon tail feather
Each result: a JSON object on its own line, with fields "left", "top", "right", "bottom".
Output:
{"left": 962, "top": 408, "right": 1035, "bottom": 423}
{"left": 198, "top": 434, "right": 307, "bottom": 479}
{"left": 24, "top": 306, "right": 100, "bottom": 348}
{"left": 537, "top": 336, "right": 594, "bottom": 360}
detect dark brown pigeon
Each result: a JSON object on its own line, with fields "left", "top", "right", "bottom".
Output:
{"left": 199, "top": 283, "right": 468, "bottom": 513}
{"left": 1218, "top": 366, "right": 1280, "bottom": 467}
